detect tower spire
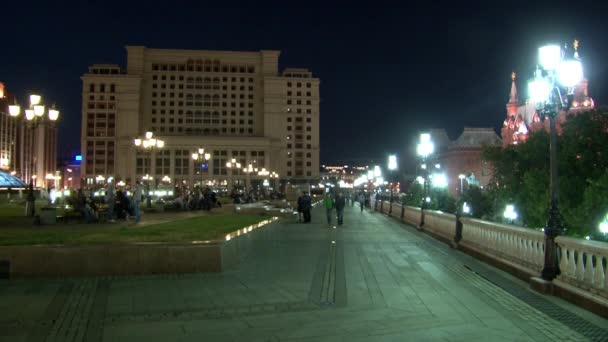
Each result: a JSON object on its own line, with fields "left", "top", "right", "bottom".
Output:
{"left": 509, "top": 71, "right": 518, "bottom": 104}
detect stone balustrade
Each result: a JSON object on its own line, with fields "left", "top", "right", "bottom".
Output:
{"left": 459, "top": 217, "right": 545, "bottom": 275}
{"left": 556, "top": 236, "right": 608, "bottom": 299}
{"left": 423, "top": 210, "right": 456, "bottom": 241}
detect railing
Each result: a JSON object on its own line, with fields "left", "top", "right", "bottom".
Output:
{"left": 369, "top": 197, "right": 608, "bottom": 306}
{"left": 556, "top": 236, "right": 608, "bottom": 299}
{"left": 460, "top": 217, "right": 545, "bottom": 275}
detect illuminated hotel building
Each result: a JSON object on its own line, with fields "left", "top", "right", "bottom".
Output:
{"left": 81, "top": 46, "right": 320, "bottom": 187}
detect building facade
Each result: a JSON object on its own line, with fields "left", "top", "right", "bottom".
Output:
{"left": 501, "top": 72, "right": 594, "bottom": 146}
{"left": 0, "top": 82, "right": 58, "bottom": 189}
{"left": 81, "top": 46, "right": 320, "bottom": 189}
{"left": 431, "top": 128, "right": 501, "bottom": 198}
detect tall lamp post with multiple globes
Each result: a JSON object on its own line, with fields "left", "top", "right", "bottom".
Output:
{"left": 134, "top": 131, "right": 165, "bottom": 208}
{"left": 8, "top": 95, "right": 59, "bottom": 216}
{"left": 191, "top": 148, "right": 211, "bottom": 188}
{"left": 387, "top": 155, "right": 398, "bottom": 214}
{"left": 225, "top": 158, "right": 241, "bottom": 192}
{"left": 528, "top": 41, "right": 583, "bottom": 281}
{"left": 416, "top": 133, "right": 434, "bottom": 229}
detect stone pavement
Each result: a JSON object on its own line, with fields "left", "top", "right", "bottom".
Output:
{"left": 1, "top": 205, "right": 608, "bottom": 341}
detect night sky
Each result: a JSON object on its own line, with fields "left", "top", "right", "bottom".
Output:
{"left": 2, "top": 2, "right": 607, "bottom": 167}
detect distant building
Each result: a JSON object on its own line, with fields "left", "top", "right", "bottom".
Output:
{"left": 0, "top": 82, "right": 59, "bottom": 189}
{"left": 431, "top": 128, "right": 501, "bottom": 197}
{"left": 81, "top": 46, "right": 320, "bottom": 189}
{"left": 0, "top": 82, "right": 18, "bottom": 172}
{"left": 501, "top": 71, "right": 594, "bottom": 146}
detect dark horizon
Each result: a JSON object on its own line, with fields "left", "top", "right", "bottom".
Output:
{"left": 2, "top": 2, "right": 607, "bottom": 165}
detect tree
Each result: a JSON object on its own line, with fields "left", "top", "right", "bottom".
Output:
{"left": 482, "top": 109, "right": 608, "bottom": 237}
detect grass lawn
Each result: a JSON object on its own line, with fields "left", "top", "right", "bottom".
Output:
{"left": 0, "top": 214, "right": 272, "bottom": 246}
{"left": 0, "top": 200, "right": 67, "bottom": 217}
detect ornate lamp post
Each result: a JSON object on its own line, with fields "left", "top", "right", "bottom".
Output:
{"left": 134, "top": 131, "right": 164, "bottom": 208}
{"left": 417, "top": 133, "right": 434, "bottom": 229}
{"left": 191, "top": 148, "right": 211, "bottom": 188}
{"left": 527, "top": 41, "right": 583, "bottom": 281}
{"left": 9, "top": 95, "right": 59, "bottom": 216}
{"left": 225, "top": 158, "right": 241, "bottom": 192}
{"left": 458, "top": 174, "right": 466, "bottom": 196}
{"left": 388, "top": 155, "right": 398, "bottom": 213}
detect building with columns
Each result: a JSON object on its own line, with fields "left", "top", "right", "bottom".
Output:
{"left": 0, "top": 82, "right": 59, "bottom": 189}
{"left": 81, "top": 46, "right": 320, "bottom": 189}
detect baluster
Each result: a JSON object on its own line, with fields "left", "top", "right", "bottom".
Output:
{"left": 576, "top": 251, "right": 585, "bottom": 281}
{"left": 567, "top": 248, "right": 576, "bottom": 280}
{"left": 537, "top": 240, "right": 544, "bottom": 269}
{"left": 583, "top": 253, "right": 595, "bottom": 286}
{"left": 593, "top": 254, "right": 606, "bottom": 290}
{"left": 559, "top": 246, "right": 569, "bottom": 278}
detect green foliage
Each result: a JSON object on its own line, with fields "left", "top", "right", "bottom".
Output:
{"left": 403, "top": 182, "right": 424, "bottom": 206}
{"left": 460, "top": 186, "right": 493, "bottom": 220}
{"left": 402, "top": 182, "right": 456, "bottom": 213}
{"left": 482, "top": 109, "right": 608, "bottom": 237}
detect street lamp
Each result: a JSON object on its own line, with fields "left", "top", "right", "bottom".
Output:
{"left": 9, "top": 95, "right": 60, "bottom": 216}
{"left": 458, "top": 174, "right": 466, "bottom": 196}
{"left": 388, "top": 155, "right": 398, "bottom": 211}
{"left": 226, "top": 158, "right": 241, "bottom": 191}
{"left": 133, "top": 131, "right": 164, "bottom": 208}
{"left": 528, "top": 41, "right": 583, "bottom": 281}
{"left": 192, "top": 148, "right": 211, "bottom": 187}
{"left": 417, "top": 133, "right": 434, "bottom": 229}
{"left": 599, "top": 213, "right": 608, "bottom": 241}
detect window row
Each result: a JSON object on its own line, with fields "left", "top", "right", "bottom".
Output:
{"left": 151, "top": 109, "right": 254, "bottom": 117}
{"left": 151, "top": 63, "right": 255, "bottom": 74}
{"left": 152, "top": 75, "right": 255, "bottom": 83}
{"left": 88, "top": 83, "right": 116, "bottom": 93}
{"left": 149, "top": 126, "right": 255, "bottom": 135}
{"left": 286, "top": 82, "right": 312, "bottom": 88}
{"left": 151, "top": 101, "right": 255, "bottom": 109}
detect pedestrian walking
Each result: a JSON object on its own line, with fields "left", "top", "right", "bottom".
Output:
{"left": 301, "top": 191, "right": 312, "bottom": 223}
{"left": 106, "top": 180, "right": 116, "bottom": 222}
{"left": 323, "top": 192, "right": 334, "bottom": 225}
{"left": 358, "top": 192, "right": 365, "bottom": 212}
{"left": 297, "top": 193, "right": 304, "bottom": 222}
{"left": 133, "top": 181, "right": 143, "bottom": 224}
{"left": 335, "top": 192, "right": 346, "bottom": 225}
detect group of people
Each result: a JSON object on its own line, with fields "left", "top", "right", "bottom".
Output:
{"left": 173, "top": 187, "right": 220, "bottom": 211}
{"left": 324, "top": 192, "right": 347, "bottom": 225}
{"left": 75, "top": 180, "right": 143, "bottom": 224}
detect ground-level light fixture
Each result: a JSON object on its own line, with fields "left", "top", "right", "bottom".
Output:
{"left": 504, "top": 204, "right": 517, "bottom": 223}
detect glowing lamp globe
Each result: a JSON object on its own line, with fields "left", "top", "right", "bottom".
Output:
{"left": 25, "top": 109, "right": 35, "bottom": 121}
{"left": 29, "top": 94, "right": 41, "bottom": 106}
{"left": 9, "top": 105, "right": 20, "bottom": 117}
{"left": 49, "top": 109, "right": 59, "bottom": 121}
{"left": 388, "top": 155, "right": 397, "bottom": 170}
{"left": 33, "top": 105, "right": 45, "bottom": 117}
{"left": 145, "top": 131, "right": 153, "bottom": 139}
{"left": 538, "top": 45, "right": 561, "bottom": 71}
{"left": 558, "top": 60, "right": 583, "bottom": 87}
{"left": 528, "top": 77, "right": 551, "bottom": 104}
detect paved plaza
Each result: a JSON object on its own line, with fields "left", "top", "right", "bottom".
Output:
{"left": 1, "top": 205, "right": 607, "bottom": 341}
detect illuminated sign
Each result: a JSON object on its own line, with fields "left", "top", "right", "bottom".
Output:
{"left": 75, "top": 155, "right": 82, "bottom": 161}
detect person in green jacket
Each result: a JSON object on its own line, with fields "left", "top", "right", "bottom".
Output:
{"left": 323, "top": 192, "right": 335, "bottom": 225}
